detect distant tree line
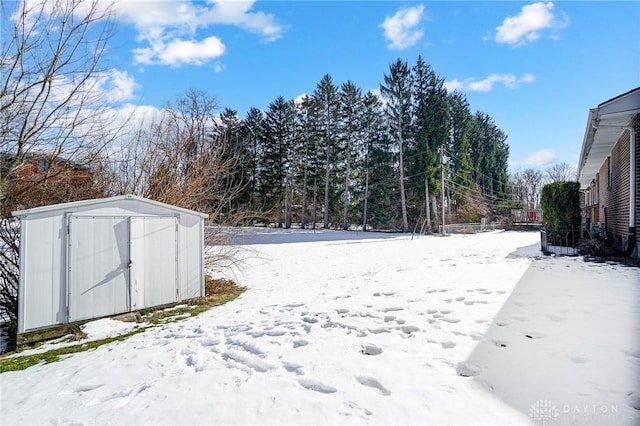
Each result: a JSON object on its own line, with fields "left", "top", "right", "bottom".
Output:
{"left": 190, "top": 56, "right": 513, "bottom": 232}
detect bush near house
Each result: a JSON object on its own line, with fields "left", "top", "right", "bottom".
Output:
{"left": 540, "top": 182, "right": 581, "bottom": 250}
{"left": 540, "top": 181, "right": 581, "bottom": 230}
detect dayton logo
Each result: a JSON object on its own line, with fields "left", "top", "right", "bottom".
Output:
{"left": 529, "top": 400, "right": 559, "bottom": 425}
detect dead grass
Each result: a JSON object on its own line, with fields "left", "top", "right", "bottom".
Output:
{"left": 206, "top": 276, "right": 243, "bottom": 297}
{"left": 2, "top": 277, "right": 246, "bottom": 372}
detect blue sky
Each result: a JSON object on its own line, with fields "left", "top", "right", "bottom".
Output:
{"left": 100, "top": 1, "right": 639, "bottom": 170}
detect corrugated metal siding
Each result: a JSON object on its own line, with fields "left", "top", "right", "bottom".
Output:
{"left": 17, "top": 197, "right": 205, "bottom": 333}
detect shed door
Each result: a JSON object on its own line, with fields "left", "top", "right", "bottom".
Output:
{"left": 129, "top": 216, "right": 178, "bottom": 310}
{"left": 68, "top": 216, "right": 130, "bottom": 322}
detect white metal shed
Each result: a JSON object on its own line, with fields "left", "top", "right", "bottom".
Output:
{"left": 12, "top": 195, "right": 209, "bottom": 333}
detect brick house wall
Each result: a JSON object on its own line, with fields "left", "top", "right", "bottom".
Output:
{"left": 595, "top": 119, "right": 638, "bottom": 256}
{"left": 635, "top": 117, "right": 640, "bottom": 261}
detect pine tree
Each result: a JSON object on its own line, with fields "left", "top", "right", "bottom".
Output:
{"left": 312, "top": 74, "right": 340, "bottom": 229}
{"left": 260, "top": 96, "right": 295, "bottom": 227}
{"left": 409, "top": 56, "right": 450, "bottom": 232}
{"left": 241, "top": 107, "right": 265, "bottom": 210}
{"left": 380, "top": 59, "right": 412, "bottom": 232}
{"left": 338, "top": 81, "right": 363, "bottom": 230}
{"left": 360, "top": 91, "right": 385, "bottom": 231}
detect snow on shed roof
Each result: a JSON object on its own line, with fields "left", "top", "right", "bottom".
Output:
{"left": 12, "top": 194, "right": 209, "bottom": 218}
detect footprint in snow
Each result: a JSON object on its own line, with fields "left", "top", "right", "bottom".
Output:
{"left": 297, "top": 378, "right": 337, "bottom": 394}
{"left": 282, "top": 361, "right": 305, "bottom": 375}
{"left": 442, "top": 318, "right": 461, "bottom": 324}
{"left": 355, "top": 375, "right": 391, "bottom": 396}
{"left": 101, "top": 383, "right": 151, "bottom": 408}
{"left": 548, "top": 315, "right": 565, "bottom": 322}
{"left": 361, "top": 344, "right": 383, "bottom": 356}
{"left": 222, "top": 350, "right": 275, "bottom": 373}
{"left": 397, "top": 325, "right": 420, "bottom": 334}
{"left": 441, "top": 341, "right": 456, "bottom": 349}
{"left": 456, "top": 362, "right": 482, "bottom": 377}
{"left": 379, "top": 306, "right": 403, "bottom": 313}
{"left": 568, "top": 355, "right": 590, "bottom": 364}
{"left": 292, "top": 338, "right": 308, "bottom": 348}
{"left": 75, "top": 384, "right": 104, "bottom": 393}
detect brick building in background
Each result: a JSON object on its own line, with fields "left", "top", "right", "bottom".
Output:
{"left": 577, "top": 87, "right": 639, "bottom": 262}
{"left": 0, "top": 153, "right": 94, "bottom": 215}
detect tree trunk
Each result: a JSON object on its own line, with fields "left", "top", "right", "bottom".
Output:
{"left": 323, "top": 144, "right": 331, "bottom": 229}
{"left": 342, "top": 138, "right": 351, "bottom": 231}
{"left": 362, "top": 153, "right": 370, "bottom": 232}
{"left": 301, "top": 165, "right": 308, "bottom": 229}
{"left": 398, "top": 129, "right": 408, "bottom": 232}
{"left": 425, "top": 177, "right": 431, "bottom": 234}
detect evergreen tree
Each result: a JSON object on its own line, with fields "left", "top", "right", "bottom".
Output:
{"left": 293, "top": 95, "right": 319, "bottom": 229}
{"left": 260, "top": 96, "right": 295, "bottom": 227}
{"left": 409, "top": 55, "right": 450, "bottom": 231}
{"left": 380, "top": 59, "right": 412, "bottom": 232}
{"left": 360, "top": 91, "right": 387, "bottom": 231}
{"left": 312, "top": 74, "right": 340, "bottom": 229}
{"left": 338, "top": 81, "right": 364, "bottom": 230}
{"left": 241, "top": 107, "right": 265, "bottom": 210}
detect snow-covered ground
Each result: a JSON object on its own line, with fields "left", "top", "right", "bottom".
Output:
{"left": 1, "top": 229, "right": 638, "bottom": 425}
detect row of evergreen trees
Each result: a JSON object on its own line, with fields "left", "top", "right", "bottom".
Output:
{"left": 215, "top": 56, "right": 510, "bottom": 231}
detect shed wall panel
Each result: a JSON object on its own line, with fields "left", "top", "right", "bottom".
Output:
{"left": 68, "top": 216, "right": 130, "bottom": 322}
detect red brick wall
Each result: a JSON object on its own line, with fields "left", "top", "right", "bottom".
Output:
{"left": 597, "top": 128, "right": 631, "bottom": 253}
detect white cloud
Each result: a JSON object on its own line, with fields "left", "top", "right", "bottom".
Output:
{"left": 522, "top": 149, "right": 557, "bottom": 167}
{"left": 102, "top": 69, "right": 138, "bottom": 103}
{"left": 213, "top": 62, "right": 225, "bottom": 73}
{"left": 133, "top": 36, "right": 225, "bottom": 67}
{"left": 112, "top": 0, "right": 284, "bottom": 66}
{"left": 444, "top": 73, "right": 536, "bottom": 92}
{"left": 495, "top": 2, "right": 568, "bottom": 46}
{"left": 380, "top": 4, "right": 425, "bottom": 50}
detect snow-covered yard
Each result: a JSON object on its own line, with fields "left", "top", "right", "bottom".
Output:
{"left": 1, "top": 229, "right": 638, "bottom": 425}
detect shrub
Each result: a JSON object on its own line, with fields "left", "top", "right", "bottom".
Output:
{"left": 540, "top": 181, "right": 580, "bottom": 231}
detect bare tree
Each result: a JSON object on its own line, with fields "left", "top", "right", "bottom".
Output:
{"left": 545, "top": 162, "right": 576, "bottom": 183}
{"left": 509, "top": 168, "right": 543, "bottom": 209}
{"left": 0, "top": 0, "right": 125, "bottom": 352}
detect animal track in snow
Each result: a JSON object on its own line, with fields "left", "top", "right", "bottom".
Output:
{"left": 355, "top": 375, "right": 391, "bottom": 396}
{"left": 297, "top": 378, "right": 337, "bottom": 394}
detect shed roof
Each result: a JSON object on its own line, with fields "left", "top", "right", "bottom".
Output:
{"left": 12, "top": 194, "right": 209, "bottom": 219}
{"left": 577, "top": 87, "right": 640, "bottom": 188}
